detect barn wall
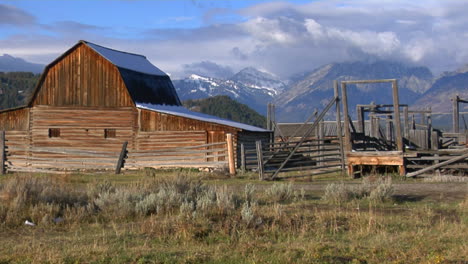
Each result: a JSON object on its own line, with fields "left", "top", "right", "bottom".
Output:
{"left": 139, "top": 109, "right": 239, "bottom": 133}
{"left": 30, "top": 106, "right": 138, "bottom": 151}
{"left": 4, "top": 131, "right": 29, "bottom": 169}
{"left": 0, "top": 108, "right": 30, "bottom": 131}
{"left": 32, "top": 44, "right": 134, "bottom": 107}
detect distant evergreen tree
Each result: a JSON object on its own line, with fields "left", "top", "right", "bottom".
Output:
{"left": 183, "top": 95, "right": 267, "bottom": 128}
{"left": 0, "top": 72, "right": 40, "bottom": 110}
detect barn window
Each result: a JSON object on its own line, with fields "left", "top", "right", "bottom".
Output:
{"left": 48, "top": 128, "right": 60, "bottom": 138}
{"left": 104, "top": 129, "right": 116, "bottom": 138}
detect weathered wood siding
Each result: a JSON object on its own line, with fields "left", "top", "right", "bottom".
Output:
{"left": 139, "top": 109, "right": 239, "bottom": 133}
{"left": 32, "top": 44, "right": 134, "bottom": 107}
{"left": 136, "top": 131, "right": 207, "bottom": 151}
{"left": 4, "top": 131, "right": 29, "bottom": 168}
{"left": 30, "top": 106, "right": 138, "bottom": 151}
{"left": 0, "top": 108, "right": 30, "bottom": 131}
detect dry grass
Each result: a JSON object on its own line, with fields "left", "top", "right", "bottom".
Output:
{"left": 0, "top": 172, "right": 466, "bottom": 263}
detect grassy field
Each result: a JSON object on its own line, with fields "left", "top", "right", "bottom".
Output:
{"left": 0, "top": 170, "right": 467, "bottom": 264}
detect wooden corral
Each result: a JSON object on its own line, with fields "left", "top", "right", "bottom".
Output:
{"left": 272, "top": 79, "right": 467, "bottom": 179}
{"left": 0, "top": 40, "right": 270, "bottom": 174}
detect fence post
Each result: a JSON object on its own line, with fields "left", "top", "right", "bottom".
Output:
{"left": 226, "top": 133, "right": 236, "bottom": 176}
{"left": 255, "top": 140, "right": 264, "bottom": 180}
{"left": 240, "top": 143, "right": 246, "bottom": 174}
{"left": 0, "top": 131, "right": 5, "bottom": 175}
{"left": 115, "top": 141, "right": 128, "bottom": 174}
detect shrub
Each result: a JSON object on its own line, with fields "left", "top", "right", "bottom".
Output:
{"left": 265, "top": 183, "right": 293, "bottom": 203}
{"left": 241, "top": 201, "right": 256, "bottom": 224}
{"left": 244, "top": 183, "right": 256, "bottom": 205}
{"left": 322, "top": 177, "right": 394, "bottom": 204}
{"left": 369, "top": 178, "right": 394, "bottom": 202}
{"left": 322, "top": 183, "right": 351, "bottom": 204}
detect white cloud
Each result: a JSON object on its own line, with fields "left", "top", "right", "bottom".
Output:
{"left": 2, "top": 0, "right": 468, "bottom": 78}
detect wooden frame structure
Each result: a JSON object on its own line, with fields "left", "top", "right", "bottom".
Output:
{"left": 341, "top": 79, "right": 405, "bottom": 176}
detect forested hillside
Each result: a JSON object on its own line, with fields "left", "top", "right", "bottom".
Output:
{"left": 183, "top": 95, "right": 266, "bottom": 128}
{"left": 0, "top": 72, "right": 39, "bottom": 110}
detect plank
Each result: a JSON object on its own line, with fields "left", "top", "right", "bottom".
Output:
{"left": 406, "top": 151, "right": 468, "bottom": 177}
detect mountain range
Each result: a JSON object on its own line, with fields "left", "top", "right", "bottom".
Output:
{"left": 173, "top": 67, "right": 286, "bottom": 115}
{"left": 1, "top": 54, "right": 467, "bottom": 129}
{"left": 0, "top": 54, "right": 44, "bottom": 74}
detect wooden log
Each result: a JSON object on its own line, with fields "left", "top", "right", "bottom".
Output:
{"left": 256, "top": 140, "right": 264, "bottom": 180}
{"left": 334, "top": 81, "right": 345, "bottom": 172}
{"left": 391, "top": 80, "right": 403, "bottom": 151}
{"left": 240, "top": 143, "right": 246, "bottom": 173}
{"left": 0, "top": 131, "right": 4, "bottom": 175}
{"left": 403, "top": 106, "right": 409, "bottom": 138}
{"left": 341, "top": 82, "right": 352, "bottom": 152}
{"left": 115, "top": 141, "right": 128, "bottom": 174}
{"left": 226, "top": 133, "right": 236, "bottom": 175}
{"left": 453, "top": 95, "right": 459, "bottom": 133}
{"left": 406, "top": 151, "right": 468, "bottom": 177}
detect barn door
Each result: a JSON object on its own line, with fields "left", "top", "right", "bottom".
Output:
{"left": 207, "top": 131, "right": 225, "bottom": 162}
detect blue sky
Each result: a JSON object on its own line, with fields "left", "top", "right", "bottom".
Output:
{"left": 1, "top": 0, "right": 468, "bottom": 79}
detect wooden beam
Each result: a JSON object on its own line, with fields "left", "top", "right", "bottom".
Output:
{"left": 341, "top": 79, "right": 397, "bottom": 84}
{"left": 403, "top": 106, "right": 409, "bottom": 138}
{"left": 240, "top": 143, "right": 246, "bottom": 174}
{"left": 334, "top": 81, "right": 345, "bottom": 172}
{"left": 226, "top": 133, "right": 236, "bottom": 175}
{"left": 357, "top": 105, "right": 365, "bottom": 133}
{"left": 115, "top": 141, "right": 128, "bottom": 174}
{"left": 341, "top": 82, "right": 352, "bottom": 152}
{"left": 392, "top": 80, "right": 403, "bottom": 151}
{"left": 256, "top": 140, "right": 264, "bottom": 180}
{"left": 453, "top": 95, "right": 459, "bottom": 133}
{"left": 406, "top": 151, "right": 468, "bottom": 177}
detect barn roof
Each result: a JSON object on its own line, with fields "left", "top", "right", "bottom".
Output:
{"left": 137, "top": 103, "right": 269, "bottom": 132}
{"left": 84, "top": 41, "right": 167, "bottom": 76}
{"left": 26, "top": 40, "right": 181, "bottom": 107}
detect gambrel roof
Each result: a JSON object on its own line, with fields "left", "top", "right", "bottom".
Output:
{"left": 28, "top": 40, "right": 181, "bottom": 107}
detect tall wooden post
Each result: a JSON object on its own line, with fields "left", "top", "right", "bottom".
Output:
{"left": 391, "top": 80, "right": 403, "bottom": 152}
{"left": 240, "top": 143, "right": 246, "bottom": 174}
{"left": 226, "top": 133, "right": 236, "bottom": 176}
{"left": 357, "top": 106, "right": 365, "bottom": 133}
{"left": 453, "top": 95, "right": 459, "bottom": 133}
{"left": 255, "top": 140, "right": 264, "bottom": 180}
{"left": 318, "top": 121, "right": 324, "bottom": 166}
{"left": 334, "top": 81, "right": 345, "bottom": 172}
{"left": 403, "top": 106, "right": 409, "bottom": 138}
{"left": 0, "top": 131, "right": 5, "bottom": 175}
{"left": 386, "top": 114, "right": 393, "bottom": 144}
{"left": 341, "top": 82, "right": 352, "bottom": 152}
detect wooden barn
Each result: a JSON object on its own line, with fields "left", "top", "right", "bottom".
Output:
{"left": 0, "top": 40, "right": 271, "bottom": 173}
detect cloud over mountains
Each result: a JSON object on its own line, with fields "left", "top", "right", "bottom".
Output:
{"left": 1, "top": 1, "right": 467, "bottom": 78}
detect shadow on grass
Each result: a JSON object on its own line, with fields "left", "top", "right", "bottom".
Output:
{"left": 393, "top": 194, "right": 426, "bottom": 203}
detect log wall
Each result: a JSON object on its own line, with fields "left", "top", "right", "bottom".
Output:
{"left": 30, "top": 106, "right": 138, "bottom": 152}
{"left": 139, "top": 109, "right": 239, "bottom": 132}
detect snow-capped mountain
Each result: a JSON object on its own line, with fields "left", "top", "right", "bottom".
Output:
{"left": 173, "top": 67, "right": 286, "bottom": 115}
{"left": 230, "top": 67, "right": 286, "bottom": 96}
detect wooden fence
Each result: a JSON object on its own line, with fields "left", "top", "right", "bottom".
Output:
{"left": 244, "top": 138, "right": 343, "bottom": 180}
